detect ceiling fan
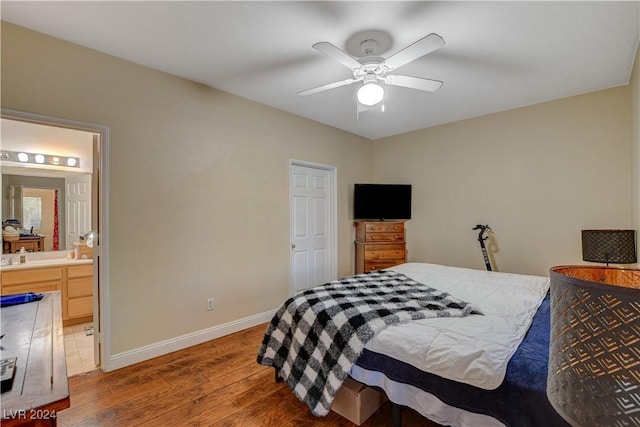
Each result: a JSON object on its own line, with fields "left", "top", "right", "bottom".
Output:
{"left": 297, "top": 33, "right": 445, "bottom": 107}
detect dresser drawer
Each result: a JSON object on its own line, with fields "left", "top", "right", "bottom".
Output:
{"left": 364, "top": 232, "right": 404, "bottom": 242}
{"left": 364, "top": 222, "right": 404, "bottom": 233}
{"left": 363, "top": 260, "right": 404, "bottom": 272}
{"left": 68, "top": 296, "right": 93, "bottom": 318}
{"left": 363, "top": 245, "right": 406, "bottom": 261}
{"left": 67, "top": 264, "right": 93, "bottom": 278}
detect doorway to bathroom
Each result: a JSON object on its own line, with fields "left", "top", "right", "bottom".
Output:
{"left": 1, "top": 108, "right": 110, "bottom": 375}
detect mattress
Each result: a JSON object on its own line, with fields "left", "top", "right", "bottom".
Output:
{"left": 352, "top": 293, "right": 569, "bottom": 426}
{"left": 364, "top": 263, "right": 549, "bottom": 389}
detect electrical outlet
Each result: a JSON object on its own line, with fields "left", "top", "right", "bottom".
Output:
{"left": 206, "top": 298, "right": 215, "bottom": 311}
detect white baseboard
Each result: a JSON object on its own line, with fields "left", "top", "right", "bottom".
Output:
{"left": 106, "top": 309, "right": 276, "bottom": 371}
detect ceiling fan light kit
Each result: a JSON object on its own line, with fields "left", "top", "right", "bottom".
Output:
{"left": 298, "top": 32, "right": 445, "bottom": 112}
{"left": 357, "top": 76, "right": 384, "bottom": 106}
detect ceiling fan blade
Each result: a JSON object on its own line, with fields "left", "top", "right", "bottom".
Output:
{"left": 297, "top": 78, "right": 358, "bottom": 96}
{"left": 312, "top": 42, "right": 362, "bottom": 70}
{"left": 385, "top": 74, "right": 443, "bottom": 92}
{"left": 382, "top": 33, "right": 445, "bottom": 71}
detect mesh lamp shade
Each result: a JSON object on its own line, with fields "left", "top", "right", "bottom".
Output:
{"left": 582, "top": 229, "right": 637, "bottom": 265}
{"left": 548, "top": 266, "right": 640, "bottom": 426}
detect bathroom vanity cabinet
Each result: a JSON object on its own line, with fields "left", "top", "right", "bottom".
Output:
{"left": 1, "top": 261, "right": 93, "bottom": 326}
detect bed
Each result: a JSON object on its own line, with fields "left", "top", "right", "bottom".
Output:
{"left": 258, "top": 262, "right": 569, "bottom": 427}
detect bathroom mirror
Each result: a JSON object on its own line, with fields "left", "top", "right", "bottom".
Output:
{"left": 1, "top": 118, "right": 96, "bottom": 254}
{"left": 2, "top": 170, "right": 92, "bottom": 254}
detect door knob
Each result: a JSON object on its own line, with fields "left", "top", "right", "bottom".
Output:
{"left": 291, "top": 243, "right": 296, "bottom": 249}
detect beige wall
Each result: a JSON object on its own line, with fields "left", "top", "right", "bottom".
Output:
{"left": 373, "top": 87, "right": 633, "bottom": 276}
{"left": 1, "top": 22, "right": 372, "bottom": 354}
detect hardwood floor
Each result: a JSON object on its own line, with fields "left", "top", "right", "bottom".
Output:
{"left": 59, "top": 324, "right": 441, "bottom": 427}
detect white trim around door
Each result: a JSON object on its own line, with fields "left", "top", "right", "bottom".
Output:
{"left": 1, "top": 108, "right": 112, "bottom": 371}
{"left": 289, "top": 159, "right": 337, "bottom": 296}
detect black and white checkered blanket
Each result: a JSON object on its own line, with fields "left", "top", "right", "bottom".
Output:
{"left": 256, "top": 270, "right": 482, "bottom": 416}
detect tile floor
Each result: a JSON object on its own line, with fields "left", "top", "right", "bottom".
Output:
{"left": 63, "top": 322, "right": 99, "bottom": 377}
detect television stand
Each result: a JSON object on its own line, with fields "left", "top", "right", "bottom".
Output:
{"left": 354, "top": 220, "right": 406, "bottom": 273}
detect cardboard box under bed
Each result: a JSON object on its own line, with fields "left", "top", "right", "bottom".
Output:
{"left": 331, "top": 377, "right": 387, "bottom": 425}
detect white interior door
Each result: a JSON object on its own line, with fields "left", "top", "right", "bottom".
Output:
{"left": 65, "top": 173, "right": 92, "bottom": 246}
{"left": 290, "top": 162, "right": 336, "bottom": 294}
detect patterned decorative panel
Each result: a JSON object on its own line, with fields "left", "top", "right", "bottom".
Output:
{"left": 548, "top": 266, "right": 640, "bottom": 427}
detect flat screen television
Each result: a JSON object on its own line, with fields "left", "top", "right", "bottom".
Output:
{"left": 354, "top": 183, "right": 412, "bottom": 220}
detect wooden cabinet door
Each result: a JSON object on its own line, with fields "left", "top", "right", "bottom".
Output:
{"left": 64, "top": 265, "right": 93, "bottom": 321}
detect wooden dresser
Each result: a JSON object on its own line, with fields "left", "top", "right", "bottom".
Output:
{"left": 355, "top": 220, "right": 406, "bottom": 273}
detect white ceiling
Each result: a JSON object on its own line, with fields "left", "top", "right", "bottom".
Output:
{"left": 2, "top": 1, "right": 639, "bottom": 140}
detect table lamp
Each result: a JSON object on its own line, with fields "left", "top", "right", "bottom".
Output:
{"left": 582, "top": 229, "right": 637, "bottom": 265}
{"left": 548, "top": 263, "right": 640, "bottom": 426}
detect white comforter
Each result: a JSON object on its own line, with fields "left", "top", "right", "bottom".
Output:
{"left": 363, "top": 263, "right": 549, "bottom": 390}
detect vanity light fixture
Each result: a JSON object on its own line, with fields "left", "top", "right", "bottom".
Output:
{"left": 0, "top": 150, "right": 80, "bottom": 168}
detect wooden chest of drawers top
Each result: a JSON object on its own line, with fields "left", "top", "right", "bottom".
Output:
{"left": 355, "top": 221, "right": 405, "bottom": 243}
